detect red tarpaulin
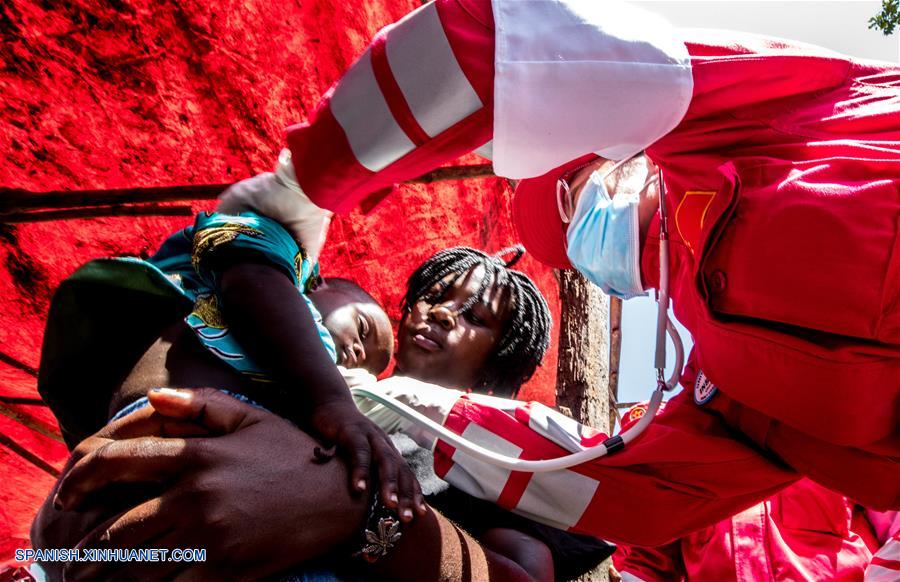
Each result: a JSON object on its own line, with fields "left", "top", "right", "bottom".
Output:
{"left": 0, "top": 0, "right": 561, "bottom": 561}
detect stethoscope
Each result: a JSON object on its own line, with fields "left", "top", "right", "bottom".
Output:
{"left": 351, "top": 162, "right": 683, "bottom": 472}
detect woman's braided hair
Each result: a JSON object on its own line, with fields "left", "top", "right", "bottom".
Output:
{"left": 401, "top": 245, "right": 552, "bottom": 397}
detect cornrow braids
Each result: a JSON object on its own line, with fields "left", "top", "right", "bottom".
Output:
{"left": 402, "top": 245, "right": 552, "bottom": 397}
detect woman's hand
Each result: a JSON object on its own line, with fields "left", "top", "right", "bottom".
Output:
{"left": 35, "top": 389, "right": 536, "bottom": 582}
{"left": 50, "top": 388, "right": 370, "bottom": 581}
{"left": 311, "top": 399, "right": 426, "bottom": 523}
{"left": 31, "top": 399, "right": 212, "bottom": 580}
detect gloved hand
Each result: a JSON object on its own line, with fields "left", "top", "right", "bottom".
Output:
{"left": 218, "top": 149, "right": 333, "bottom": 264}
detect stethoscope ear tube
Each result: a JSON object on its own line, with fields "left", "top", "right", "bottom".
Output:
{"left": 654, "top": 169, "right": 684, "bottom": 390}
{"left": 665, "top": 316, "right": 685, "bottom": 390}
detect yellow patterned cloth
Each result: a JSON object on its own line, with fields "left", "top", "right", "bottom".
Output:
{"left": 149, "top": 211, "right": 336, "bottom": 375}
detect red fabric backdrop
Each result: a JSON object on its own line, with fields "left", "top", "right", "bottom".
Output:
{"left": 0, "top": 0, "right": 560, "bottom": 560}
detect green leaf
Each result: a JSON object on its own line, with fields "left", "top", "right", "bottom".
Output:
{"left": 870, "top": 0, "right": 900, "bottom": 35}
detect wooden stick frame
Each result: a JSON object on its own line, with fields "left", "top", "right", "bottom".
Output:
{"left": 0, "top": 164, "right": 496, "bottom": 223}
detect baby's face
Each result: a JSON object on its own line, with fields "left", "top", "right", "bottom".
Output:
{"left": 322, "top": 301, "right": 393, "bottom": 375}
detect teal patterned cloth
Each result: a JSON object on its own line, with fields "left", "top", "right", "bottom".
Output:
{"left": 40, "top": 211, "right": 336, "bottom": 446}
{"left": 148, "top": 211, "right": 337, "bottom": 377}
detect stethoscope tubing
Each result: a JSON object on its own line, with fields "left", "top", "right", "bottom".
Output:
{"left": 352, "top": 163, "right": 682, "bottom": 471}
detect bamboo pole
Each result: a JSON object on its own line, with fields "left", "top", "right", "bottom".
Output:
{"left": 0, "top": 402, "right": 63, "bottom": 444}
{"left": 0, "top": 431, "right": 60, "bottom": 477}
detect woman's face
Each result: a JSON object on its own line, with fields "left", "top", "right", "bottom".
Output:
{"left": 395, "top": 265, "right": 512, "bottom": 390}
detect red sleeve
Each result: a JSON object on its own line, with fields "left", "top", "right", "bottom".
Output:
{"left": 614, "top": 542, "right": 686, "bottom": 582}
{"left": 287, "top": 0, "right": 496, "bottom": 213}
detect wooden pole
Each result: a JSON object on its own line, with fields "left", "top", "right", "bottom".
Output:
{"left": 608, "top": 297, "right": 623, "bottom": 430}
{"left": 555, "top": 269, "right": 614, "bottom": 582}
{"left": 0, "top": 164, "right": 496, "bottom": 223}
{"left": 555, "top": 270, "right": 611, "bottom": 429}
{"left": 0, "top": 205, "right": 194, "bottom": 223}
{"left": 0, "top": 184, "right": 234, "bottom": 214}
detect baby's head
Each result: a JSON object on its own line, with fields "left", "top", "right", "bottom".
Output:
{"left": 310, "top": 277, "right": 394, "bottom": 375}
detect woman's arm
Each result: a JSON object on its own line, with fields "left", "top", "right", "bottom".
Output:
{"left": 42, "top": 388, "right": 535, "bottom": 581}
{"left": 371, "top": 510, "right": 537, "bottom": 582}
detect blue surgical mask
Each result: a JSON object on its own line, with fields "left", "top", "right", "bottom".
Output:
{"left": 565, "top": 168, "right": 647, "bottom": 299}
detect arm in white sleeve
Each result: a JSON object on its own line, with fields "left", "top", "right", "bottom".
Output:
{"left": 285, "top": 0, "right": 692, "bottom": 214}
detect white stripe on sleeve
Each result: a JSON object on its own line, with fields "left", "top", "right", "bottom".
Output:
{"left": 386, "top": 1, "right": 483, "bottom": 137}
{"left": 514, "top": 468, "right": 599, "bottom": 530}
{"left": 330, "top": 49, "right": 416, "bottom": 172}
{"left": 445, "top": 422, "right": 522, "bottom": 504}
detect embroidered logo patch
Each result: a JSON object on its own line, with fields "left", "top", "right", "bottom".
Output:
{"left": 694, "top": 371, "right": 718, "bottom": 405}
{"left": 674, "top": 190, "right": 717, "bottom": 254}
{"left": 628, "top": 406, "right": 646, "bottom": 424}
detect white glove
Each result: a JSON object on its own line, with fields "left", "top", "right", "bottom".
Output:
{"left": 217, "top": 149, "right": 333, "bottom": 264}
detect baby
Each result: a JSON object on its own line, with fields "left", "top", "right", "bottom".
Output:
{"left": 39, "top": 209, "right": 420, "bottom": 517}
{"left": 110, "top": 210, "right": 394, "bottom": 417}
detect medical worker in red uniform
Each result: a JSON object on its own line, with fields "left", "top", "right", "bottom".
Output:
{"left": 218, "top": 0, "right": 899, "bottom": 544}
{"left": 611, "top": 403, "right": 875, "bottom": 581}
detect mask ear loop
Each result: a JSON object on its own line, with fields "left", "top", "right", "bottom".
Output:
{"left": 639, "top": 171, "right": 659, "bottom": 196}
{"left": 556, "top": 178, "right": 573, "bottom": 225}
{"left": 558, "top": 155, "right": 637, "bottom": 225}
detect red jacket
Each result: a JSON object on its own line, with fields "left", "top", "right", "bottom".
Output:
{"left": 643, "top": 35, "right": 900, "bottom": 449}
{"left": 615, "top": 479, "right": 874, "bottom": 582}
